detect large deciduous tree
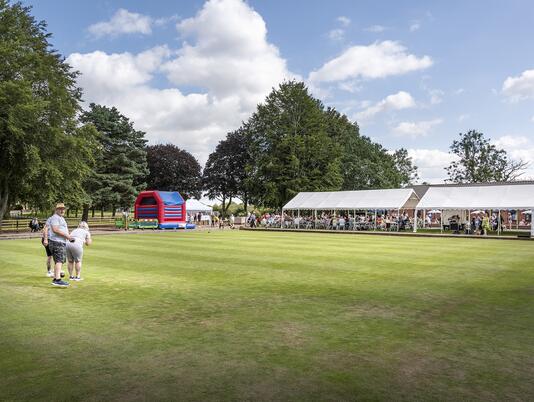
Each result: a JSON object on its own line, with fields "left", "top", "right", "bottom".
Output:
{"left": 202, "top": 137, "right": 239, "bottom": 218}
{"left": 324, "top": 108, "right": 418, "bottom": 189}
{"left": 80, "top": 104, "right": 148, "bottom": 219}
{"left": 0, "top": 1, "right": 96, "bottom": 222}
{"left": 446, "top": 130, "right": 528, "bottom": 183}
{"left": 246, "top": 81, "right": 342, "bottom": 209}
{"left": 146, "top": 144, "right": 202, "bottom": 199}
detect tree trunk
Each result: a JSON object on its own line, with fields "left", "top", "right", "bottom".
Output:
{"left": 81, "top": 205, "right": 89, "bottom": 222}
{"left": 91, "top": 207, "right": 95, "bottom": 218}
{"left": 243, "top": 193, "right": 248, "bottom": 215}
{"left": 100, "top": 208, "right": 104, "bottom": 218}
{"left": 0, "top": 178, "right": 9, "bottom": 227}
{"left": 112, "top": 205, "right": 116, "bottom": 217}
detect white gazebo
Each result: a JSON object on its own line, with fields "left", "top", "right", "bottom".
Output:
{"left": 186, "top": 199, "right": 213, "bottom": 214}
{"left": 282, "top": 188, "right": 419, "bottom": 230}
{"left": 414, "top": 184, "right": 534, "bottom": 236}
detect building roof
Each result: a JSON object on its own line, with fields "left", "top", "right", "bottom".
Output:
{"left": 283, "top": 188, "right": 419, "bottom": 210}
{"left": 417, "top": 184, "right": 534, "bottom": 209}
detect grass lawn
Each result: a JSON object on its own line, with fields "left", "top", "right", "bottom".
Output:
{"left": 1, "top": 230, "right": 533, "bottom": 401}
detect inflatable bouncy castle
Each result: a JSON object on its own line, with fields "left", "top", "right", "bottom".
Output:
{"left": 134, "top": 191, "right": 186, "bottom": 229}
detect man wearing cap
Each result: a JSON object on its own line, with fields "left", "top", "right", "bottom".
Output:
{"left": 47, "top": 203, "right": 71, "bottom": 287}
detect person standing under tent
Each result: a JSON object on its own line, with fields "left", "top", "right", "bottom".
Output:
{"left": 66, "top": 221, "right": 92, "bottom": 281}
{"left": 482, "top": 213, "right": 490, "bottom": 236}
{"left": 47, "top": 203, "right": 71, "bottom": 287}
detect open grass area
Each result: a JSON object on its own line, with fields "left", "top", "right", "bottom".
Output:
{"left": 1, "top": 231, "right": 534, "bottom": 401}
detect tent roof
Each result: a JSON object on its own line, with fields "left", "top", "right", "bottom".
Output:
{"left": 417, "top": 184, "right": 534, "bottom": 209}
{"left": 283, "top": 188, "right": 419, "bottom": 210}
{"left": 185, "top": 199, "right": 212, "bottom": 212}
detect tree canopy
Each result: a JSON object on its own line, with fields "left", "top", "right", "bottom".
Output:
{"left": 80, "top": 104, "right": 148, "bottom": 215}
{"left": 0, "top": 1, "right": 96, "bottom": 221}
{"left": 146, "top": 144, "right": 202, "bottom": 200}
{"left": 446, "top": 130, "right": 528, "bottom": 183}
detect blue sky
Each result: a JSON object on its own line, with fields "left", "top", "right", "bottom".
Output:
{"left": 24, "top": 0, "right": 534, "bottom": 182}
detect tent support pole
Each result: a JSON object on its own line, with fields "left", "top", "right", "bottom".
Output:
{"left": 374, "top": 210, "right": 377, "bottom": 231}
{"left": 498, "top": 209, "right": 501, "bottom": 236}
{"left": 281, "top": 209, "right": 284, "bottom": 228}
{"left": 531, "top": 208, "right": 534, "bottom": 238}
{"left": 397, "top": 208, "right": 400, "bottom": 232}
{"left": 441, "top": 210, "right": 444, "bottom": 234}
{"left": 413, "top": 209, "right": 418, "bottom": 233}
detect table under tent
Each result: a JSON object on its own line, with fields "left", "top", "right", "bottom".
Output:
{"left": 414, "top": 184, "right": 534, "bottom": 237}
{"left": 282, "top": 188, "right": 420, "bottom": 231}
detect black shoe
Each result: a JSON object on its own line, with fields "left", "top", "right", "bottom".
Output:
{"left": 51, "top": 279, "right": 69, "bottom": 287}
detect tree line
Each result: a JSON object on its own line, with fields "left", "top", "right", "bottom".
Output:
{"left": 0, "top": 1, "right": 528, "bottom": 224}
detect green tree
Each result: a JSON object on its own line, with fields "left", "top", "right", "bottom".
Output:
{"left": 247, "top": 81, "right": 342, "bottom": 209}
{"left": 202, "top": 135, "right": 241, "bottom": 217}
{"left": 80, "top": 104, "right": 148, "bottom": 219}
{"left": 0, "top": 1, "right": 96, "bottom": 222}
{"left": 446, "top": 130, "right": 528, "bottom": 183}
{"left": 146, "top": 144, "right": 202, "bottom": 199}
{"left": 324, "top": 108, "right": 417, "bottom": 189}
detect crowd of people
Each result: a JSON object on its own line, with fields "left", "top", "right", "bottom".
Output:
{"left": 41, "top": 203, "right": 92, "bottom": 288}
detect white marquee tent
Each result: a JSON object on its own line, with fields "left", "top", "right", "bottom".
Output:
{"left": 186, "top": 199, "right": 213, "bottom": 214}
{"left": 415, "top": 184, "right": 534, "bottom": 235}
{"left": 283, "top": 188, "right": 419, "bottom": 211}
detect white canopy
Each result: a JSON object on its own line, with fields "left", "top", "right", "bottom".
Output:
{"left": 186, "top": 199, "right": 213, "bottom": 213}
{"left": 283, "top": 188, "right": 419, "bottom": 210}
{"left": 417, "top": 184, "right": 534, "bottom": 210}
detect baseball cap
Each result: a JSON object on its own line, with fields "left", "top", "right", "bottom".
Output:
{"left": 55, "top": 203, "right": 66, "bottom": 209}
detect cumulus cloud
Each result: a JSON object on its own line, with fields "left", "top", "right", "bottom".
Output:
{"left": 308, "top": 41, "right": 432, "bottom": 84}
{"left": 70, "top": 0, "right": 295, "bottom": 162}
{"left": 355, "top": 91, "right": 416, "bottom": 120}
{"left": 162, "top": 0, "right": 295, "bottom": 108}
{"left": 88, "top": 9, "right": 153, "bottom": 38}
{"left": 502, "top": 69, "right": 534, "bottom": 101}
{"left": 392, "top": 118, "right": 443, "bottom": 138}
{"left": 407, "top": 149, "right": 457, "bottom": 183}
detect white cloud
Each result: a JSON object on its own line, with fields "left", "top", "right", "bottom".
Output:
{"left": 88, "top": 9, "right": 153, "bottom": 38}
{"left": 162, "top": 0, "right": 295, "bottom": 106}
{"left": 458, "top": 114, "right": 469, "bottom": 122}
{"left": 393, "top": 118, "right": 443, "bottom": 138}
{"left": 492, "top": 135, "right": 534, "bottom": 179}
{"left": 309, "top": 41, "right": 432, "bottom": 84}
{"left": 502, "top": 69, "right": 534, "bottom": 101}
{"left": 408, "top": 149, "right": 457, "bottom": 183}
{"left": 409, "top": 21, "right": 421, "bottom": 32}
{"left": 454, "top": 88, "right": 465, "bottom": 95}
{"left": 328, "top": 28, "right": 345, "bottom": 41}
{"left": 70, "top": 0, "right": 295, "bottom": 162}
{"left": 337, "top": 16, "right": 351, "bottom": 27}
{"left": 355, "top": 91, "right": 416, "bottom": 120}
{"left": 493, "top": 135, "right": 530, "bottom": 149}
{"left": 365, "top": 25, "right": 387, "bottom": 33}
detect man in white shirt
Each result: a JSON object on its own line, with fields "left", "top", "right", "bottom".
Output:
{"left": 46, "top": 203, "right": 71, "bottom": 287}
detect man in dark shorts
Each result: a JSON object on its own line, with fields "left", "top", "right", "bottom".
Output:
{"left": 47, "top": 203, "right": 71, "bottom": 287}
